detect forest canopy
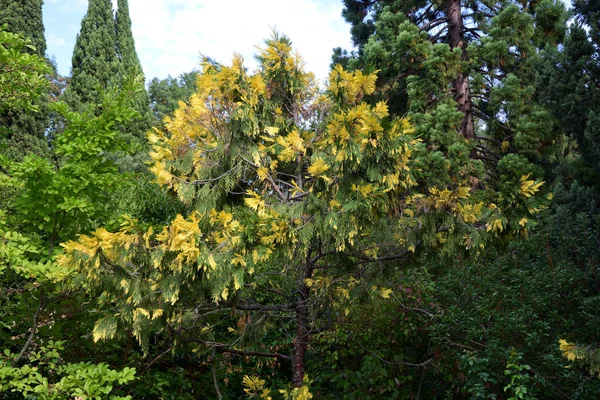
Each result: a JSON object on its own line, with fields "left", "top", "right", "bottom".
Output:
{"left": 1, "top": 0, "right": 600, "bottom": 399}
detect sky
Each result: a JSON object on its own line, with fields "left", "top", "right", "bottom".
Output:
{"left": 43, "top": 0, "right": 354, "bottom": 85}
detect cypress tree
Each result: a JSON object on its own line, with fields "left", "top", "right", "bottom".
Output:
{"left": 115, "top": 0, "right": 152, "bottom": 141}
{"left": 64, "top": 0, "right": 151, "bottom": 142}
{"left": 63, "top": 0, "right": 120, "bottom": 109}
{"left": 0, "top": 0, "right": 50, "bottom": 161}
{"left": 0, "top": 0, "right": 46, "bottom": 57}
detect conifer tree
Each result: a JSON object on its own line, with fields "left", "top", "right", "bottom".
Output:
{"left": 115, "top": 0, "right": 152, "bottom": 140}
{"left": 0, "top": 0, "right": 46, "bottom": 57}
{"left": 335, "top": 0, "right": 566, "bottom": 215}
{"left": 0, "top": 0, "right": 50, "bottom": 161}
{"left": 64, "top": 0, "right": 151, "bottom": 142}
{"left": 63, "top": 0, "right": 119, "bottom": 109}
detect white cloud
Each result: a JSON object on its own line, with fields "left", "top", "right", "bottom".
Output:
{"left": 47, "top": 33, "right": 67, "bottom": 47}
{"left": 48, "top": 0, "right": 88, "bottom": 12}
{"left": 127, "top": 0, "right": 352, "bottom": 84}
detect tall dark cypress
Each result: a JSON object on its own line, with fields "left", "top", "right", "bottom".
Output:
{"left": 0, "top": 0, "right": 50, "bottom": 161}
{"left": 63, "top": 0, "right": 120, "bottom": 109}
{"left": 0, "top": 0, "right": 46, "bottom": 57}
{"left": 115, "top": 0, "right": 152, "bottom": 141}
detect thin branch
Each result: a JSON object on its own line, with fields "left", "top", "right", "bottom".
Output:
{"left": 140, "top": 346, "right": 174, "bottom": 376}
{"left": 14, "top": 288, "right": 45, "bottom": 365}
{"left": 347, "top": 332, "right": 433, "bottom": 367}
{"left": 211, "top": 348, "right": 223, "bottom": 400}
{"left": 181, "top": 339, "right": 291, "bottom": 361}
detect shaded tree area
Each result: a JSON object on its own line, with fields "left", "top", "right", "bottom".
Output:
{"left": 148, "top": 71, "right": 198, "bottom": 126}
{"left": 2, "top": 0, "right": 600, "bottom": 399}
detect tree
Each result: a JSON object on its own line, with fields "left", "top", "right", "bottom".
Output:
{"left": 0, "top": 0, "right": 51, "bottom": 161}
{"left": 63, "top": 0, "right": 120, "bottom": 109}
{"left": 0, "top": 0, "right": 46, "bottom": 57}
{"left": 115, "top": 0, "right": 153, "bottom": 141}
{"left": 60, "top": 34, "right": 547, "bottom": 392}
{"left": 0, "top": 25, "right": 51, "bottom": 161}
{"left": 0, "top": 76, "right": 144, "bottom": 387}
{"left": 148, "top": 71, "right": 198, "bottom": 126}
{"left": 335, "top": 0, "right": 567, "bottom": 190}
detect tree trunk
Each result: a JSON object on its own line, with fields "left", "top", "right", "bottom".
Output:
{"left": 292, "top": 254, "right": 314, "bottom": 388}
{"left": 447, "top": 0, "right": 476, "bottom": 151}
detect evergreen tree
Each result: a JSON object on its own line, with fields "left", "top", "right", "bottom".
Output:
{"left": 63, "top": 0, "right": 119, "bottom": 109}
{"left": 148, "top": 71, "right": 198, "bottom": 125}
{"left": 0, "top": 0, "right": 50, "bottom": 161}
{"left": 115, "top": 0, "right": 152, "bottom": 141}
{"left": 335, "top": 0, "right": 567, "bottom": 222}
{"left": 0, "top": 0, "right": 46, "bottom": 57}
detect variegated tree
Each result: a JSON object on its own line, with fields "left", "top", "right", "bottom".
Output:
{"left": 60, "top": 34, "right": 547, "bottom": 389}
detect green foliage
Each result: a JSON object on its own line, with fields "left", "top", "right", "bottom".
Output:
{"left": 0, "top": 26, "right": 50, "bottom": 113}
{"left": 0, "top": 0, "right": 52, "bottom": 162}
{"left": 0, "top": 340, "right": 136, "bottom": 399}
{"left": 503, "top": 352, "right": 534, "bottom": 400}
{"left": 64, "top": 0, "right": 152, "bottom": 143}
{"left": 63, "top": 0, "right": 120, "bottom": 109}
{"left": 336, "top": 0, "right": 567, "bottom": 196}
{"left": 148, "top": 71, "right": 198, "bottom": 125}
{"left": 114, "top": 0, "right": 153, "bottom": 142}
{"left": 0, "top": 0, "right": 46, "bottom": 57}
{"left": 7, "top": 75, "right": 142, "bottom": 242}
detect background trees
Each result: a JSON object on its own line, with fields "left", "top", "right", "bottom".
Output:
{"left": 2, "top": 0, "right": 600, "bottom": 398}
{"left": 0, "top": 0, "right": 51, "bottom": 161}
{"left": 63, "top": 0, "right": 151, "bottom": 143}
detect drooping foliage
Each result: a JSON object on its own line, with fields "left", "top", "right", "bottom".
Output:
{"left": 60, "top": 34, "right": 547, "bottom": 394}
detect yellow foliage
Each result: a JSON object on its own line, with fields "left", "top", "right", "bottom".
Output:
{"left": 379, "top": 287, "right": 393, "bottom": 299}
{"left": 559, "top": 339, "right": 578, "bottom": 362}
{"left": 245, "top": 191, "right": 266, "bottom": 215}
{"left": 486, "top": 218, "right": 505, "bottom": 233}
{"left": 307, "top": 157, "right": 330, "bottom": 177}
{"left": 328, "top": 64, "right": 378, "bottom": 104}
{"left": 520, "top": 174, "right": 544, "bottom": 198}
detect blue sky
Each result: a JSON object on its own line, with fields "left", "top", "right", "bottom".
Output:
{"left": 43, "top": 0, "right": 353, "bottom": 84}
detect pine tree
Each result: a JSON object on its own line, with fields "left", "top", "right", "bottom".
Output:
{"left": 0, "top": 0, "right": 50, "bottom": 161}
{"left": 115, "top": 0, "right": 152, "bottom": 141}
{"left": 63, "top": 0, "right": 120, "bottom": 109}
{"left": 335, "top": 0, "right": 567, "bottom": 216}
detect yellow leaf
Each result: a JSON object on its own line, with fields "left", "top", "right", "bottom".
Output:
{"left": 307, "top": 157, "right": 330, "bottom": 177}
{"left": 152, "top": 309, "right": 164, "bottom": 320}
{"left": 520, "top": 174, "right": 544, "bottom": 198}
{"left": 379, "top": 288, "right": 393, "bottom": 299}
{"left": 257, "top": 167, "right": 269, "bottom": 181}
{"left": 207, "top": 254, "right": 217, "bottom": 270}
{"left": 519, "top": 218, "right": 528, "bottom": 227}
{"left": 265, "top": 126, "right": 279, "bottom": 136}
